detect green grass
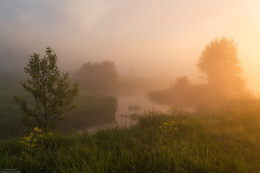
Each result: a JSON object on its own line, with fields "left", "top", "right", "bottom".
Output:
{"left": 1, "top": 110, "right": 259, "bottom": 172}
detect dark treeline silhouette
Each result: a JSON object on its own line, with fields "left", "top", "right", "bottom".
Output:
{"left": 148, "top": 38, "right": 254, "bottom": 111}
{"left": 73, "top": 61, "right": 118, "bottom": 95}
{"left": 73, "top": 60, "right": 170, "bottom": 96}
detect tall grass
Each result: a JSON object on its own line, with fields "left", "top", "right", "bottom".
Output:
{"left": 0, "top": 110, "right": 259, "bottom": 172}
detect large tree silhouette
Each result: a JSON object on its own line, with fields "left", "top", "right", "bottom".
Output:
{"left": 197, "top": 38, "right": 246, "bottom": 95}
{"left": 148, "top": 38, "right": 252, "bottom": 111}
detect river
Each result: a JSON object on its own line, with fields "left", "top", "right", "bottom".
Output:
{"left": 115, "top": 95, "right": 168, "bottom": 127}
{"left": 86, "top": 95, "right": 168, "bottom": 133}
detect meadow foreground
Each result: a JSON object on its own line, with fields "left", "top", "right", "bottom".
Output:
{"left": 1, "top": 110, "right": 259, "bottom": 173}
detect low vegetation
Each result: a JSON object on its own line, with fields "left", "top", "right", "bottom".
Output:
{"left": 1, "top": 110, "right": 259, "bottom": 172}
{"left": 0, "top": 81, "right": 117, "bottom": 138}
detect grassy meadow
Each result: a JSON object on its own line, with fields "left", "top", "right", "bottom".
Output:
{"left": 1, "top": 109, "right": 259, "bottom": 172}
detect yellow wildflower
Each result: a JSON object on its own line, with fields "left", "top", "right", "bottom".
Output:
{"left": 34, "top": 127, "right": 42, "bottom": 133}
{"left": 23, "top": 136, "right": 31, "bottom": 141}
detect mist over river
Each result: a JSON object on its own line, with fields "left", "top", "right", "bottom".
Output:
{"left": 86, "top": 95, "right": 168, "bottom": 133}
{"left": 115, "top": 95, "right": 168, "bottom": 127}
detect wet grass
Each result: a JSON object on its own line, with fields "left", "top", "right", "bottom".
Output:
{"left": 0, "top": 110, "right": 260, "bottom": 172}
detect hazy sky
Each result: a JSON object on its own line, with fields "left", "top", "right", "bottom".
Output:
{"left": 1, "top": 0, "right": 260, "bottom": 93}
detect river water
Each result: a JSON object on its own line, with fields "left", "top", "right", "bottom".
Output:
{"left": 86, "top": 95, "right": 168, "bottom": 133}
{"left": 115, "top": 95, "right": 168, "bottom": 127}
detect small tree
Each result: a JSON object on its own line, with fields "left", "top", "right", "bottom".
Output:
{"left": 15, "top": 47, "right": 79, "bottom": 132}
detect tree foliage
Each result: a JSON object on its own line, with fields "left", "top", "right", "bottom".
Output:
{"left": 197, "top": 38, "right": 245, "bottom": 93}
{"left": 73, "top": 61, "right": 118, "bottom": 95}
{"left": 14, "top": 47, "right": 79, "bottom": 132}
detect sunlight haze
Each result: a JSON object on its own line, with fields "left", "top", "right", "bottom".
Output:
{"left": 1, "top": 0, "right": 260, "bottom": 93}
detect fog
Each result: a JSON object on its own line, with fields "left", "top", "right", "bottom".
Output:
{"left": 1, "top": 0, "right": 260, "bottom": 93}
{"left": 1, "top": 2, "right": 260, "bottom": 171}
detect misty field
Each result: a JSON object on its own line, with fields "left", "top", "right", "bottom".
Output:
{"left": 1, "top": 110, "right": 259, "bottom": 173}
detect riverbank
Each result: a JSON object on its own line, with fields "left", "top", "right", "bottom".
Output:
{"left": 1, "top": 110, "right": 260, "bottom": 172}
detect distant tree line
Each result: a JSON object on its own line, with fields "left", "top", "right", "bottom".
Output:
{"left": 73, "top": 61, "right": 118, "bottom": 95}
{"left": 148, "top": 38, "right": 253, "bottom": 111}
{"left": 10, "top": 37, "right": 257, "bottom": 135}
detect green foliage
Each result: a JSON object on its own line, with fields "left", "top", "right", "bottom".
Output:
{"left": 19, "top": 127, "right": 53, "bottom": 150}
{"left": 159, "top": 120, "right": 179, "bottom": 137}
{"left": 14, "top": 47, "right": 79, "bottom": 132}
{"left": 0, "top": 81, "right": 116, "bottom": 138}
{"left": 1, "top": 110, "right": 259, "bottom": 172}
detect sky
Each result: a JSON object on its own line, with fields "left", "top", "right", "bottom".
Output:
{"left": 1, "top": 0, "right": 260, "bottom": 93}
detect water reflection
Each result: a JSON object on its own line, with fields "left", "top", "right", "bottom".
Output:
{"left": 115, "top": 95, "right": 168, "bottom": 127}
